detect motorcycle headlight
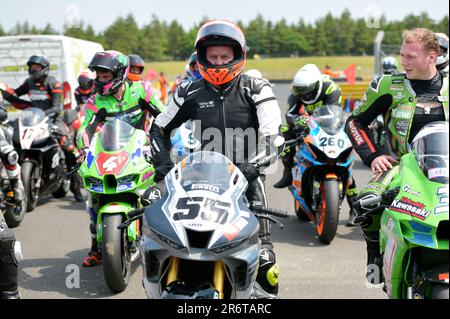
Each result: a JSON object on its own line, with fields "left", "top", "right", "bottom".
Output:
{"left": 85, "top": 176, "right": 102, "bottom": 186}
{"left": 116, "top": 174, "right": 138, "bottom": 184}
{"left": 210, "top": 238, "right": 247, "bottom": 254}
{"left": 151, "top": 228, "right": 184, "bottom": 250}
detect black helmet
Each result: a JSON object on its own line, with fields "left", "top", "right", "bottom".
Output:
{"left": 77, "top": 70, "right": 95, "bottom": 93}
{"left": 27, "top": 55, "right": 50, "bottom": 80}
{"left": 128, "top": 54, "right": 145, "bottom": 74}
{"left": 195, "top": 19, "right": 248, "bottom": 86}
{"left": 88, "top": 51, "right": 129, "bottom": 96}
{"left": 185, "top": 51, "right": 202, "bottom": 80}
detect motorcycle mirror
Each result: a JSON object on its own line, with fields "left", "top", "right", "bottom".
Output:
{"left": 273, "top": 135, "right": 285, "bottom": 148}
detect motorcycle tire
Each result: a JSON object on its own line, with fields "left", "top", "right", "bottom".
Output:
{"left": 316, "top": 179, "right": 340, "bottom": 244}
{"left": 101, "top": 214, "right": 131, "bottom": 293}
{"left": 430, "top": 283, "right": 449, "bottom": 299}
{"left": 3, "top": 198, "right": 27, "bottom": 228}
{"left": 21, "top": 161, "right": 39, "bottom": 212}
{"left": 52, "top": 178, "right": 70, "bottom": 198}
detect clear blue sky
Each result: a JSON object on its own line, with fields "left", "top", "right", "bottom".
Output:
{"left": 2, "top": 0, "right": 448, "bottom": 32}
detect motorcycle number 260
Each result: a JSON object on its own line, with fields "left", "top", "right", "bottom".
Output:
{"left": 319, "top": 137, "right": 345, "bottom": 148}
{"left": 173, "top": 197, "right": 230, "bottom": 224}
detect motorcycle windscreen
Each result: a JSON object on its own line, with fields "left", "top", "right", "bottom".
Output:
{"left": 412, "top": 122, "right": 449, "bottom": 184}
{"left": 313, "top": 104, "right": 344, "bottom": 135}
{"left": 179, "top": 151, "right": 236, "bottom": 197}
{"left": 20, "top": 107, "right": 46, "bottom": 126}
{"left": 99, "top": 119, "right": 136, "bottom": 152}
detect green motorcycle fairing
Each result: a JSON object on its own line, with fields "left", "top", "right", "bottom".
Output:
{"left": 78, "top": 120, "right": 156, "bottom": 242}
{"left": 379, "top": 152, "right": 449, "bottom": 298}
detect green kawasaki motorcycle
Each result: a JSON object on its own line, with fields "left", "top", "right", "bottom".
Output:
{"left": 78, "top": 119, "right": 155, "bottom": 292}
{"left": 355, "top": 122, "right": 448, "bottom": 299}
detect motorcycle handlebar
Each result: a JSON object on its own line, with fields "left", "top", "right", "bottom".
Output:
{"left": 128, "top": 207, "right": 145, "bottom": 219}
{"left": 117, "top": 207, "right": 146, "bottom": 230}
{"left": 353, "top": 195, "right": 382, "bottom": 210}
{"left": 253, "top": 152, "right": 278, "bottom": 169}
{"left": 250, "top": 204, "right": 290, "bottom": 218}
{"left": 284, "top": 135, "right": 305, "bottom": 147}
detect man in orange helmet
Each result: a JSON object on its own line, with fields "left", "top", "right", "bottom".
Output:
{"left": 147, "top": 19, "right": 283, "bottom": 298}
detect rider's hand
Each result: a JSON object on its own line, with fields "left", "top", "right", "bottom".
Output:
{"left": 293, "top": 116, "right": 308, "bottom": 129}
{"left": 237, "top": 163, "right": 259, "bottom": 183}
{"left": 94, "top": 108, "right": 107, "bottom": 123}
{"left": 76, "top": 148, "right": 87, "bottom": 164}
{"left": 141, "top": 181, "right": 165, "bottom": 206}
{"left": 370, "top": 155, "right": 397, "bottom": 175}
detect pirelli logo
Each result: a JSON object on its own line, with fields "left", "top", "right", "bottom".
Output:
{"left": 348, "top": 120, "right": 364, "bottom": 146}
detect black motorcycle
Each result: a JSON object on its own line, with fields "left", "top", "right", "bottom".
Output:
{"left": 12, "top": 107, "right": 70, "bottom": 212}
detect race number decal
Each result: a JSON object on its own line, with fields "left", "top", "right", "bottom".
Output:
{"left": 435, "top": 186, "right": 449, "bottom": 215}
{"left": 95, "top": 150, "right": 130, "bottom": 175}
{"left": 173, "top": 197, "right": 230, "bottom": 224}
{"left": 319, "top": 137, "right": 345, "bottom": 148}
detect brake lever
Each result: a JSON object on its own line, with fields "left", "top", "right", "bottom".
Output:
{"left": 254, "top": 213, "right": 285, "bottom": 229}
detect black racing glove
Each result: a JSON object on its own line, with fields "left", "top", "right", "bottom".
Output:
{"left": 237, "top": 163, "right": 259, "bottom": 183}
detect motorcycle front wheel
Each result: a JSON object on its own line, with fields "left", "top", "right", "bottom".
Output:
{"left": 316, "top": 179, "right": 340, "bottom": 244}
{"left": 21, "top": 161, "right": 40, "bottom": 212}
{"left": 101, "top": 214, "right": 131, "bottom": 293}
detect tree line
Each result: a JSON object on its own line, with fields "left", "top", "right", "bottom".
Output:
{"left": 1, "top": 10, "right": 448, "bottom": 61}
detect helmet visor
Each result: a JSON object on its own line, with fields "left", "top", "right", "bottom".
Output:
{"left": 412, "top": 124, "right": 449, "bottom": 183}
{"left": 292, "top": 82, "right": 319, "bottom": 97}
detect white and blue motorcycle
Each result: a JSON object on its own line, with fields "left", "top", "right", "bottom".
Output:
{"left": 285, "top": 104, "right": 355, "bottom": 244}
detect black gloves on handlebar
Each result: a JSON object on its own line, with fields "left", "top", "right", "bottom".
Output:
{"left": 237, "top": 163, "right": 259, "bottom": 183}
{"left": 141, "top": 180, "right": 166, "bottom": 206}
{"left": 94, "top": 108, "right": 107, "bottom": 123}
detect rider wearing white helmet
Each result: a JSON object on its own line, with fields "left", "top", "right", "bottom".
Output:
{"left": 436, "top": 32, "right": 449, "bottom": 75}
{"left": 274, "top": 63, "right": 359, "bottom": 226}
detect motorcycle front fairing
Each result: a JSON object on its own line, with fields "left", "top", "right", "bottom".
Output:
{"left": 291, "top": 105, "right": 354, "bottom": 214}
{"left": 379, "top": 153, "right": 449, "bottom": 298}
{"left": 140, "top": 151, "right": 261, "bottom": 299}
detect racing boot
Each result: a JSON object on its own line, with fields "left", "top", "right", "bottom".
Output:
{"left": 254, "top": 242, "right": 279, "bottom": 299}
{"left": 82, "top": 235, "right": 102, "bottom": 267}
{"left": 0, "top": 219, "right": 21, "bottom": 299}
{"left": 364, "top": 230, "right": 383, "bottom": 285}
{"left": 70, "top": 174, "right": 84, "bottom": 203}
{"left": 273, "top": 150, "right": 294, "bottom": 189}
{"left": 345, "top": 187, "right": 359, "bottom": 227}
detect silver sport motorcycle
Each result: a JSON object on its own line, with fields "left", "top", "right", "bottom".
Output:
{"left": 120, "top": 150, "right": 288, "bottom": 299}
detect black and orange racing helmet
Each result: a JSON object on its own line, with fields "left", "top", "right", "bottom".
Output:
{"left": 195, "top": 19, "right": 248, "bottom": 86}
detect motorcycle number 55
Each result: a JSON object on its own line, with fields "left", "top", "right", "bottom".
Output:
{"left": 174, "top": 197, "right": 230, "bottom": 224}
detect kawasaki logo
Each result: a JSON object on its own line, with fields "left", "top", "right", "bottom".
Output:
{"left": 392, "top": 109, "right": 412, "bottom": 120}
{"left": 390, "top": 197, "right": 431, "bottom": 220}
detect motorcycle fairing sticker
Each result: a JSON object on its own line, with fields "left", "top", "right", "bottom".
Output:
{"left": 95, "top": 150, "right": 130, "bottom": 176}
{"left": 389, "top": 197, "right": 431, "bottom": 220}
